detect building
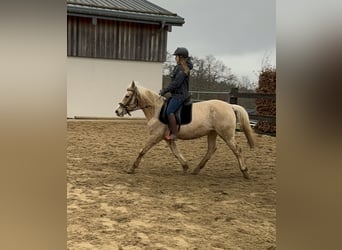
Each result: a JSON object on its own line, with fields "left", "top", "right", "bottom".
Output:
{"left": 67, "top": 0, "right": 184, "bottom": 118}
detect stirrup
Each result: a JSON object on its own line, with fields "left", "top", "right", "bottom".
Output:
{"left": 165, "top": 133, "right": 177, "bottom": 141}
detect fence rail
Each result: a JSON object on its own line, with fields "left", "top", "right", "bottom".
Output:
{"left": 229, "top": 87, "right": 275, "bottom": 122}
{"left": 189, "top": 88, "right": 276, "bottom": 122}
{"left": 189, "top": 90, "right": 229, "bottom": 102}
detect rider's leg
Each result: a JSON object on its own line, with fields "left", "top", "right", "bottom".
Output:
{"left": 165, "top": 97, "right": 182, "bottom": 140}
{"left": 167, "top": 113, "right": 178, "bottom": 140}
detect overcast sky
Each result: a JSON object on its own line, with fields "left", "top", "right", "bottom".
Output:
{"left": 149, "top": 0, "right": 276, "bottom": 82}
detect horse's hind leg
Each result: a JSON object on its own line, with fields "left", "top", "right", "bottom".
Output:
{"left": 222, "top": 136, "right": 250, "bottom": 179}
{"left": 192, "top": 131, "right": 217, "bottom": 175}
{"left": 167, "top": 140, "right": 189, "bottom": 174}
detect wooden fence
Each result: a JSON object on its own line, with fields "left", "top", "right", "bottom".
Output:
{"left": 189, "top": 88, "right": 276, "bottom": 122}
{"left": 229, "top": 88, "right": 276, "bottom": 122}
{"left": 189, "top": 90, "right": 229, "bottom": 102}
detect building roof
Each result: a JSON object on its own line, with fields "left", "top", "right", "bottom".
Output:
{"left": 67, "top": 0, "right": 184, "bottom": 26}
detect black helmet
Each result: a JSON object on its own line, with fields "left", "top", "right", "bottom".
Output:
{"left": 173, "top": 47, "right": 189, "bottom": 58}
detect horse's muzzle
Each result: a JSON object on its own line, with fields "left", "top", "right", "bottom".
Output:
{"left": 115, "top": 107, "right": 124, "bottom": 117}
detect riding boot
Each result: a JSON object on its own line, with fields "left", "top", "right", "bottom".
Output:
{"left": 167, "top": 113, "right": 178, "bottom": 140}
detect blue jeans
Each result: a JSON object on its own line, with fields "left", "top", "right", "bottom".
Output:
{"left": 166, "top": 97, "right": 182, "bottom": 115}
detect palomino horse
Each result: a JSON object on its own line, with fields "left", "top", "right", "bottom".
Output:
{"left": 115, "top": 81, "right": 255, "bottom": 179}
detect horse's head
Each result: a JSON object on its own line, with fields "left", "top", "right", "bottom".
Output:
{"left": 115, "top": 81, "right": 139, "bottom": 117}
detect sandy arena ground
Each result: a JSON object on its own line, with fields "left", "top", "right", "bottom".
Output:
{"left": 67, "top": 119, "right": 276, "bottom": 250}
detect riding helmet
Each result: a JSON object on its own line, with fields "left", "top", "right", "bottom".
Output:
{"left": 173, "top": 47, "right": 189, "bottom": 58}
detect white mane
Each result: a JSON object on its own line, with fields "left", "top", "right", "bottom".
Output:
{"left": 135, "top": 84, "right": 164, "bottom": 106}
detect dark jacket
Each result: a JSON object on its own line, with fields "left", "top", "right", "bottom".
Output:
{"left": 162, "top": 58, "right": 193, "bottom": 101}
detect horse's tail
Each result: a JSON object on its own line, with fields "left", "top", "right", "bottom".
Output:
{"left": 232, "top": 104, "right": 255, "bottom": 149}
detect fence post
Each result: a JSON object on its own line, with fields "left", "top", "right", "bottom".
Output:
{"left": 229, "top": 87, "right": 238, "bottom": 104}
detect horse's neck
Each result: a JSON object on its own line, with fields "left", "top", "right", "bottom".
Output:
{"left": 138, "top": 87, "right": 163, "bottom": 121}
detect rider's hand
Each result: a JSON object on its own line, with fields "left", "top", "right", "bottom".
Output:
{"left": 159, "top": 89, "right": 166, "bottom": 96}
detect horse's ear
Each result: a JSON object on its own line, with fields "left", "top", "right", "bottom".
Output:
{"left": 131, "top": 80, "right": 136, "bottom": 89}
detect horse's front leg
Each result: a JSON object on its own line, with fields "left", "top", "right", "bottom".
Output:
{"left": 127, "top": 121, "right": 165, "bottom": 174}
{"left": 126, "top": 136, "right": 161, "bottom": 174}
{"left": 166, "top": 140, "right": 189, "bottom": 174}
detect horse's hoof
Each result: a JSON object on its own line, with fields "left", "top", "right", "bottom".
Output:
{"left": 191, "top": 170, "right": 200, "bottom": 175}
{"left": 182, "top": 165, "right": 189, "bottom": 174}
{"left": 241, "top": 169, "right": 250, "bottom": 179}
{"left": 126, "top": 168, "right": 135, "bottom": 174}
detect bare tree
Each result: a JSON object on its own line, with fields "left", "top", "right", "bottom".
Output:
{"left": 238, "top": 75, "right": 257, "bottom": 91}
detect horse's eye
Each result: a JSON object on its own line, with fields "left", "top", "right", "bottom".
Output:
{"left": 125, "top": 95, "right": 129, "bottom": 98}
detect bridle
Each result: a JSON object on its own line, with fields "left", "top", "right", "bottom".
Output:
{"left": 118, "top": 87, "right": 151, "bottom": 116}
{"left": 118, "top": 87, "right": 138, "bottom": 116}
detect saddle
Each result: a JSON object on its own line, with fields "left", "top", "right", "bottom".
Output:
{"left": 159, "top": 96, "right": 193, "bottom": 126}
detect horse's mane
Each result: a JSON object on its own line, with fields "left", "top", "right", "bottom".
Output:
{"left": 136, "top": 85, "right": 164, "bottom": 107}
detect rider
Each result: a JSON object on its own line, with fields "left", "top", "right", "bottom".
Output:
{"left": 159, "top": 47, "right": 193, "bottom": 140}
